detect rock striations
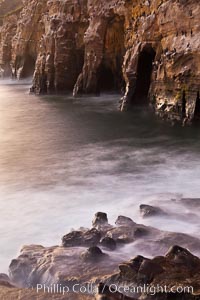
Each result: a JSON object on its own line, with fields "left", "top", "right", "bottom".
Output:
{"left": 0, "top": 0, "right": 200, "bottom": 124}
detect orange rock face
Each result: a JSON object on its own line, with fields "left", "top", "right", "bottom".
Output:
{"left": 0, "top": 0, "right": 200, "bottom": 124}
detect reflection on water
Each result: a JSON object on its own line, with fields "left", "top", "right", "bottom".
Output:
{"left": 0, "top": 82, "right": 200, "bottom": 272}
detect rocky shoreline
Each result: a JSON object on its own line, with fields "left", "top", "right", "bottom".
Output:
{"left": 1, "top": 199, "right": 200, "bottom": 299}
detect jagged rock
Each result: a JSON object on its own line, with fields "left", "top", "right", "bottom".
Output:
{"left": 140, "top": 204, "right": 167, "bottom": 218}
{"left": 118, "top": 255, "right": 164, "bottom": 284}
{"left": 92, "top": 212, "right": 109, "bottom": 229}
{"left": 62, "top": 228, "right": 101, "bottom": 247}
{"left": 106, "top": 245, "right": 200, "bottom": 298}
{"left": 165, "top": 245, "right": 200, "bottom": 268}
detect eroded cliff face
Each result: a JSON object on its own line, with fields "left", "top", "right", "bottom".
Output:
{"left": 0, "top": 0, "right": 200, "bottom": 124}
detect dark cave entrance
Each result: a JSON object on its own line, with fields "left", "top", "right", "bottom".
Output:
{"left": 194, "top": 91, "right": 200, "bottom": 121}
{"left": 21, "top": 55, "right": 36, "bottom": 78}
{"left": 132, "top": 47, "right": 156, "bottom": 105}
{"left": 98, "top": 65, "right": 116, "bottom": 92}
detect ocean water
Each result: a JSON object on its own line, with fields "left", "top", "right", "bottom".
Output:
{"left": 0, "top": 81, "right": 200, "bottom": 272}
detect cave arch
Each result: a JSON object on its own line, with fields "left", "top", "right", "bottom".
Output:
{"left": 21, "top": 55, "right": 36, "bottom": 78}
{"left": 97, "top": 64, "right": 115, "bottom": 92}
{"left": 132, "top": 46, "right": 156, "bottom": 105}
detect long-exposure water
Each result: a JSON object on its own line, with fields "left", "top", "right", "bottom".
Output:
{"left": 0, "top": 81, "right": 200, "bottom": 272}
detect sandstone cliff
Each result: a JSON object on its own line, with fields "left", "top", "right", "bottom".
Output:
{"left": 0, "top": 0, "right": 200, "bottom": 124}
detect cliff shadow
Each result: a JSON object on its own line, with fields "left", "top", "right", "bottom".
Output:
{"left": 132, "top": 46, "right": 156, "bottom": 105}
{"left": 21, "top": 54, "right": 36, "bottom": 78}
{"left": 193, "top": 91, "right": 200, "bottom": 122}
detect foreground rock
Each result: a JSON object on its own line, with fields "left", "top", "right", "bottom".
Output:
{"left": 9, "top": 212, "right": 200, "bottom": 294}
{"left": 0, "top": 0, "right": 200, "bottom": 124}
{"left": 6, "top": 244, "right": 200, "bottom": 299}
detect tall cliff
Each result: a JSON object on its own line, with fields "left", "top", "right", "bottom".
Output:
{"left": 0, "top": 0, "right": 200, "bottom": 124}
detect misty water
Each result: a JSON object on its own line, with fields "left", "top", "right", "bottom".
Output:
{"left": 0, "top": 82, "right": 200, "bottom": 272}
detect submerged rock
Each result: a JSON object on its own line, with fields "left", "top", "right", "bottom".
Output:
{"left": 140, "top": 204, "right": 167, "bottom": 218}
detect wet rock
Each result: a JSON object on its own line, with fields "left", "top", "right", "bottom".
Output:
{"left": 133, "top": 227, "right": 149, "bottom": 238}
{"left": 7, "top": 212, "right": 200, "bottom": 296}
{"left": 107, "top": 245, "right": 200, "bottom": 298}
{"left": 81, "top": 247, "right": 108, "bottom": 262}
{"left": 140, "top": 204, "right": 167, "bottom": 218}
{"left": 9, "top": 244, "right": 119, "bottom": 288}
{"left": 106, "top": 226, "right": 135, "bottom": 244}
{"left": 100, "top": 237, "right": 117, "bottom": 251}
{"left": 62, "top": 228, "right": 101, "bottom": 247}
{"left": 105, "top": 223, "right": 152, "bottom": 245}
{"left": 92, "top": 212, "right": 109, "bottom": 229}
{"left": 119, "top": 255, "right": 146, "bottom": 277}
{"left": 115, "top": 216, "right": 135, "bottom": 226}
{"left": 165, "top": 245, "right": 199, "bottom": 268}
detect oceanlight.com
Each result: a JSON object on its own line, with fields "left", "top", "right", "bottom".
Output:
{"left": 36, "top": 283, "right": 194, "bottom": 296}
